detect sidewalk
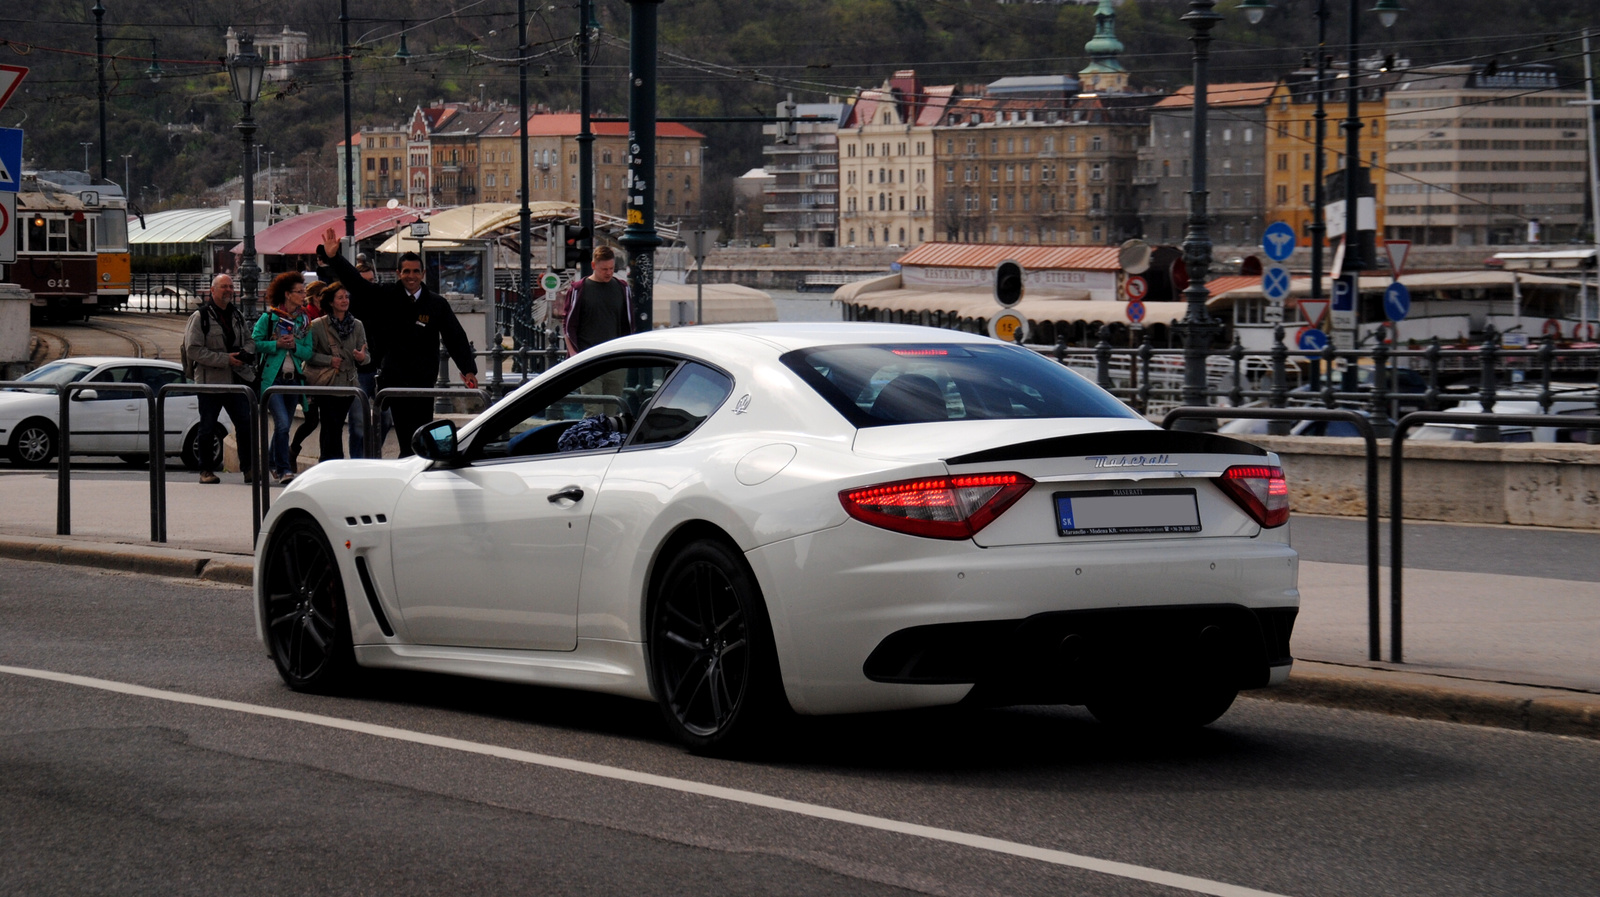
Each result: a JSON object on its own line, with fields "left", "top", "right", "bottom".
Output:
{"left": 1, "top": 468, "right": 1596, "bottom": 739}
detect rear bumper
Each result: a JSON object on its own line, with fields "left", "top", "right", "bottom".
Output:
{"left": 747, "top": 520, "right": 1299, "bottom": 715}
{"left": 863, "top": 603, "right": 1297, "bottom": 706}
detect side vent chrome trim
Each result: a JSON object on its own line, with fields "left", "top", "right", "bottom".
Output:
{"left": 353, "top": 555, "right": 396, "bottom": 638}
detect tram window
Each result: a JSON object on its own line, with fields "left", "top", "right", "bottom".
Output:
{"left": 27, "top": 216, "right": 46, "bottom": 252}
{"left": 48, "top": 219, "right": 68, "bottom": 253}
{"left": 68, "top": 217, "right": 88, "bottom": 252}
{"left": 98, "top": 210, "right": 126, "bottom": 251}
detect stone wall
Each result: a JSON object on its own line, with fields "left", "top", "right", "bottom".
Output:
{"left": 1248, "top": 435, "right": 1600, "bottom": 529}
{"left": 694, "top": 247, "right": 904, "bottom": 289}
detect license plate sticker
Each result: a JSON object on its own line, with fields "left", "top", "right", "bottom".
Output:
{"left": 1054, "top": 488, "right": 1201, "bottom": 537}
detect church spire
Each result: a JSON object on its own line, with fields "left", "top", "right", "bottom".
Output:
{"left": 1079, "top": 0, "right": 1129, "bottom": 94}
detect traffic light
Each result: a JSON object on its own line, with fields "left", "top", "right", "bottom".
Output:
{"left": 564, "top": 225, "right": 590, "bottom": 272}
{"left": 994, "top": 260, "right": 1024, "bottom": 308}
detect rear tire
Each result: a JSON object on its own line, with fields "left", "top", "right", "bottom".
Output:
{"left": 262, "top": 516, "right": 358, "bottom": 693}
{"left": 8, "top": 418, "right": 57, "bottom": 468}
{"left": 181, "top": 424, "right": 226, "bottom": 471}
{"left": 648, "top": 539, "right": 786, "bottom": 755}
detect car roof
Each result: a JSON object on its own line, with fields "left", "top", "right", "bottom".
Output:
{"left": 42, "top": 356, "right": 180, "bottom": 369}
{"left": 614, "top": 322, "right": 1005, "bottom": 355}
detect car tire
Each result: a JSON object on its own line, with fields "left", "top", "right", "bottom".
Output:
{"left": 262, "top": 515, "right": 359, "bottom": 694}
{"left": 1086, "top": 683, "right": 1238, "bottom": 732}
{"left": 8, "top": 418, "right": 57, "bottom": 468}
{"left": 181, "top": 424, "right": 226, "bottom": 471}
{"left": 648, "top": 538, "right": 787, "bottom": 755}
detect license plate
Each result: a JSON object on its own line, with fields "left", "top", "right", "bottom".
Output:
{"left": 1054, "top": 488, "right": 1201, "bottom": 537}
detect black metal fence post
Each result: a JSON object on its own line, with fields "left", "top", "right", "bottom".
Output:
{"left": 1476, "top": 324, "right": 1500, "bottom": 442}
{"left": 1423, "top": 336, "right": 1442, "bottom": 411}
{"left": 1227, "top": 332, "right": 1245, "bottom": 408}
{"left": 1094, "top": 325, "right": 1113, "bottom": 391}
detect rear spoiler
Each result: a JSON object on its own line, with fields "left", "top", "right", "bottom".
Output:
{"left": 946, "top": 429, "right": 1269, "bottom": 465}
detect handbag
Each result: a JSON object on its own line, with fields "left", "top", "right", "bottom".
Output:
{"left": 303, "top": 321, "right": 342, "bottom": 387}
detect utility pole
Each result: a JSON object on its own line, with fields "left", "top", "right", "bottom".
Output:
{"left": 94, "top": 1, "right": 107, "bottom": 181}
{"left": 1174, "top": 0, "right": 1223, "bottom": 429}
{"left": 578, "top": 0, "right": 598, "bottom": 277}
{"left": 340, "top": 0, "right": 356, "bottom": 246}
{"left": 621, "top": 0, "right": 663, "bottom": 333}
{"left": 517, "top": 0, "right": 533, "bottom": 320}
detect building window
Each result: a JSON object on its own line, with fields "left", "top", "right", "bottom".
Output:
{"left": 1091, "top": 136, "right": 1103, "bottom": 151}
{"left": 1006, "top": 165, "right": 1015, "bottom": 182}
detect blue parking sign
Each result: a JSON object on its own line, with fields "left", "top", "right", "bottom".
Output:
{"left": 1331, "top": 274, "right": 1355, "bottom": 312}
{"left": 0, "top": 128, "right": 21, "bottom": 193}
{"left": 1262, "top": 221, "right": 1297, "bottom": 262}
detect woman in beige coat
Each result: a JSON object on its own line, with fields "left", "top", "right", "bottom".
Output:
{"left": 305, "top": 282, "right": 369, "bottom": 461}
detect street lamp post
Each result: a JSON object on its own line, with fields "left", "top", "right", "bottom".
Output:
{"left": 1174, "top": 0, "right": 1225, "bottom": 428}
{"left": 340, "top": 0, "right": 356, "bottom": 247}
{"left": 94, "top": 1, "right": 107, "bottom": 181}
{"left": 578, "top": 0, "right": 599, "bottom": 277}
{"left": 228, "top": 33, "right": 267, "bottom": 318}
{"left": 621, "top": 0, "right": 664, "bottom": 333}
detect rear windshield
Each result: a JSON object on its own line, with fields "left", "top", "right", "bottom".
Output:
{"left": 782, "top": 343, "right": 1139, "bottom": 427}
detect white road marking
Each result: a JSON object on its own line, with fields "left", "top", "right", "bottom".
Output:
{"left": 0, "top": 664, "right": 1293, "bottom": 897}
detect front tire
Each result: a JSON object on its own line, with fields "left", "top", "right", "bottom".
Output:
{"left": 8, "top": 418, "right": 57, "bottom": 468}
{"left": 648, "top": 539, "right": 785, "bottom": 755}
{"left": 263, "top": 516, "right": 358, "bottom": 693}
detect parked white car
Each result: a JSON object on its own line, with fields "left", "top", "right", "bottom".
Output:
{"left": 1411, "top": 386, "right": 1599, "bottom": 443}
{"left": 2, "top": 357, "right": 220, "bottom": 469}
{"left": 255, "top": 324, "right": 1299, "bottom": 753}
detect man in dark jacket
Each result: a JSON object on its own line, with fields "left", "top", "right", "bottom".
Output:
{"left": 319, "top": 227, "right": 478, "bottom": 456}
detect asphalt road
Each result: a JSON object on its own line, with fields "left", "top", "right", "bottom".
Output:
{"left": 2, "top": 558, "right": 1597, "bottom": 897}
{"left": 1289, "top": 514, "right": 1600, "bottom": 582}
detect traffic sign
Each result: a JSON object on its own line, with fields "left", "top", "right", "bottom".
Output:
{"left": 1383, "top": 281, "right": 1411, "bottom": 322}
{"left": 1331, "top": 275, "right": 1355, "bottom": 312}
{"left": 1124, "top": 275, "right": 1148, "bottom": 301}
{"left": 0, "top": 66, "right": 27, "bottom": 113}
{"left": 1297, "top": 298, "right": 1329, "bottom": 328}
{"left": 1261, "top": 264, "right": 1292, "bottom": 302}
{"left": 539, "top": 271, "right": 562, "bottom": 293}
{"left": 0, "top": 192, "right": 13, "bottom": 264}
{"left": 1127, "top": 299, "right": 1146, "bottom": 324}
{"left": 1170, "top": 257, "right": 1189, "bottom": 293}
{"left": 988, "top": 310, "right": 1030, "bottom": 343}
{"left": 1297, "top": 327, "right": 1329, "bottom": 351}
{"left": 1264, "top": 301, "right": 1285, "bottom": 324}
{"left": 1384, "top": 240, "right": 1412, "bottom": 280}
{"left": 0, "top": 127, "right": 20, "bottom": 193}
{"left": 1118, "top": 239, "right": 1152, "bottom": 275}
{"left": 1262, "top": 221, "right": 1297, "bottom": 262}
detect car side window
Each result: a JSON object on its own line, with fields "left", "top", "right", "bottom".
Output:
{"left": 87, "top": 366, "right": 145, "bottom": 398}
{"left": 470, "top": 359, "right": 675, "bottom": 461}
{"left": 630, "top": 363, "right": 734, "bottom": 446}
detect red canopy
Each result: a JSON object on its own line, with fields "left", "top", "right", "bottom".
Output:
{"left": 231, "top": 207, "right": 423, "bottom": 257}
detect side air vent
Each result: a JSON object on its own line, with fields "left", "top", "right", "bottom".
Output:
{"left": 353, "top": 556, "right": 395, "bottom": 637}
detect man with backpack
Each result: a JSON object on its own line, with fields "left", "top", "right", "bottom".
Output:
{"left": 182, "top": 274, "right": 257, "bottom": 484}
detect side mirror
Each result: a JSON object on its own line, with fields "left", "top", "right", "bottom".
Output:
{"left": 412, "top": 418, "right": 463, "bottom": 466}
{"left": 74, "top": 389, "right": 99, "bottom": 401}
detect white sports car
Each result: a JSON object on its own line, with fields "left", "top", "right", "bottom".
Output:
{"left": 255, "top": 324, "right": 1298, "bottom": 752}
{"left": 2, "top": 356, "right": 220, "bottom": 469}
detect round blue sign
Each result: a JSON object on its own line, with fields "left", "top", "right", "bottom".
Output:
{"left": 1262, "top": 221, "right": 1297, "bottom": 262}
{"left": 1383, "top": 281, "right": 1411, "bottom": 322}
{"left": 1261, "top": 264, "right": 1292, "bottom": 301}
{"left": 1298, "top": 328, "right": 1329, "bottom": 351}
{"left": 1126, "top": 299, "right": 1146, "bottom": 324}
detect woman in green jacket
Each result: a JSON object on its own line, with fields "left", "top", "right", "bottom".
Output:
{"left": 253, "top": 272, "right": 314, "bottom": 483}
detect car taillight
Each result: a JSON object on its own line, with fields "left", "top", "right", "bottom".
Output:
{"left": 840, "top": 473, "right": 1034, "bottom": 540}
{"left": 1218, "top": 465, "right": 1290, "bottom": 528}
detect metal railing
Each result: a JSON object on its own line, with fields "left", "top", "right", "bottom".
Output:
{"left": 153, "top": 383, "right": 260, "bottom": 545}
{"left": 256, "top": 384, "right": 375, "bottom": 523}
{"left": 1162, "top": 406, "right": 1385, "bottom": 662}
{"left": 1387, "top": 410, "right": 1600, "bottom": 664}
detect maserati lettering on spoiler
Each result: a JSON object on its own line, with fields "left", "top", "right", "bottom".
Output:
{"left": 1086, "top": 454, "right": 1177, "bottom": 468}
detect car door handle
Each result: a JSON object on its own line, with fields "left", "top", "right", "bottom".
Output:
{"left": 547, "top": 487, "right": 585, "bottom": 504}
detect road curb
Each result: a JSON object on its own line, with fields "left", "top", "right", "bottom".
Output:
{"left": 1255, "top": 661, "right": 1600, "bottom": 740}
{"left": 0, "top": 536, "right": 253, "bottom": 587}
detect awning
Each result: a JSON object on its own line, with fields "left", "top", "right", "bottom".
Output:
{"left": 230, "top": 207, "right": 426, "bottom": 257}
{"left": 373, "top": 202, "right": 576, "bottom": 253}
{"left": 129, "top": 208, "right": 234, "bottom": 246}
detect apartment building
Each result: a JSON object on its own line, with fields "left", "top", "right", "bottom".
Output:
{"left": 838, "top": 71, "right": 957, "bottom": 248}
{"left": 933, "top": 92, "right": 1149, "bottom": 246}
{"left": 1263, "top": 66, "right": 1396, "bottom": 244}
{"left": 1383, "top": 63, "right": 1588, "bottom": 246}
{"left": 762, "top": 100, "right": 848, "bottom": 250}
{"left": 1136, "top": 82, "right": 1274, "bottom": 248}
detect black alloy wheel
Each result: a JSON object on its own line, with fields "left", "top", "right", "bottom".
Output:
{"left": 263, "top": 516, "right": 357, "bottom": 693}
{"left": 182, "top": 424, "right": 226, "bottom": 471}
{"left": 649, "top": 539, "right": 783, "bottom": 754}
{"left": 8, "top": 419, "right": 57, "bottom": 468}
